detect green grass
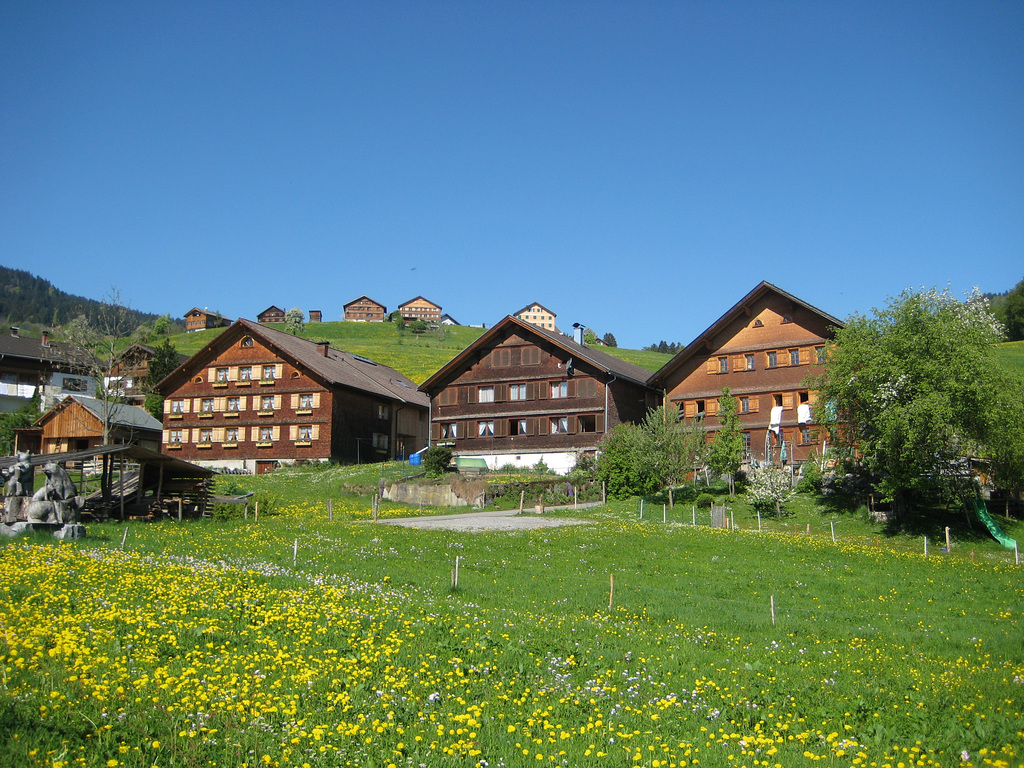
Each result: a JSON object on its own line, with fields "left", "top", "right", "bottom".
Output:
{"left": 996, "top": 339, "right": 1024, "bottom": 376}
{"left": 2, "top": 466, "right": 1020, "bottom": 768}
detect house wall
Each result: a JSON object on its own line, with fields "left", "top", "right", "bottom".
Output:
{"left": 427, "top": 330, "right": 654, "bottom": 472}
{"left": 344, "top": 299, "right": 387, "bottom": 322}
{"left": 399, "top": 298, "right": 441, "bottom": 323}
{"left": 660, "top": 293, "right": 834, "bottom": 465}
{"left": 161, "top": 334, "right": 336, "bottom": 468}
{"left": 514, "top": 305, "right": 556, "bottom": 331}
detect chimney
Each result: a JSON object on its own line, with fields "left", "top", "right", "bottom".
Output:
{"left": 317, "top": 341, "right": 330, "bottom": 357}
{"left": 10, "top": 327, "right": 18, "bottom": 338}
{"left": 572, "top": 323, "right": 585, "bottom": 346}
{"left": 41, "top": 330, "right": 50, "bottom": 347}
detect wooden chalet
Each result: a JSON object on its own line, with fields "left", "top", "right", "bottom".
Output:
{"left": 420, "top": 316, "right": 658, "bottom": 474}
{"left": 344, "top": 296, "right": 387, "bottom": 322}
{"left": 398, "top": 296, "right": 442, "bottom": 324}
{"left": 18, "top": 395, "right": 163, "bottom": 455}
{"left": 308, "top": 310, "right": 322, "bottom": 323}
{"left": 648, "top": 281, "right": 843, "bottom": 468}
{"left": 0, "top": 328, "right": 97, "bottom": 414}
{"left": 105, "top": 343, "right": 189, "bottom": 406}
{"left": 158, "top": 319, "right": 429, "bottom": 472}
{"left": 513, "top": 302, "right": 557, "bottom": 331}
{"left": 184, "top": 308, "right": 232, "bottom": 333}
{"left": 257, "top": 305, "right": 287, "bottom": 324}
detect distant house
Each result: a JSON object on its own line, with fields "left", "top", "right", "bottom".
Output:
{"left": 308, "top": 310, "right": 322, "bottom": 323}
{"left": 344, "top": 296, "right": 388, "bottom": 322}
{"left": 184, "top": 308, "right": 232, "bottom": 333}
{"left": 439, "top": 314, "right": 460, "bottom": 326}
{"left": 104, "top": 343, "right": 189, "bottom": 406}
{"left": 513, "top": 302, "right": 557, "bottom": 331}
{"left": 158, "top": 319, "right": 429, "bottom": 472}
{"left": 0, "top": 328, "right": 97, "bottom": 414}
{"left": 398, "top": 296, "right": 442, "bottom": 324}
{"left": 257, "top": 306, "right": 287, "bottom": 324}
{"left": 419, "top": 315, "right": 658, "bottom": 474}
{"left": 24, "top": 395, "right": 164, "bottom": 454}
{"left": 648, "top": 281, "right": 842, "bottom": 468}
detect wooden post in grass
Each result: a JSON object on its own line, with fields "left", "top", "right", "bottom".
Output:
{"left": 519, "top": 490, "right": 525, "bottom": 514}
{"left": 574, "top": 487, "right": 578, "bottom": 510}
{"left": 663, "top": 505, "right": 666, "bottom": 523}
{"left": 1015, "top": 542, "right": 1019, "bottom": 566}
{"left": 831, "top": 522, "right": 836, "bottom": 543}
{"left": 945, "top": 526, "right": 951, "bottom": 551}
{"left": 608, "top": 573, "right": 614, "bottom": 610}
{"left": 602, "top": 481, "right": 606, "bottom": 504}
{"left": 244, "top": 501, "right": 248, "bottom": 520}
{"left": 924, "top": 536, "right": 928, "bottom": 557}
{"left": 178, "top": 498, "right": 183, "bottom": 523}
{"left": 692, "top": 506, "right": 696, "bottom": 526}
{"left": 757, "top": 511, "right": 762, "bottom": 532}
{"left": 293, "top": 538, "right": 298, "bottom": 567}
{"left": 120, "top": 526, "right": 129, "bottom": 550}
{"left": 373, "top": 494, "right": 379, "bottom": 523}
{"left": 328, "top": 498, "right": 333, "bottom": 523}
{"left": 971, "top": 548, "right": 975, "bottom": 563}
{"left": 254, "top": 501, "right": 259, "bottom": 523}
{"left": 451, "top": 555, "right": 460, "bottom": 590}
{"left": 770, "top": 595, "right": 776, "bottom": 626}
{"left": 639, "top": 499, "right": 644, "bottom": 519}
{"left": 806, "top": 523, "right": 810, "bottom": 534}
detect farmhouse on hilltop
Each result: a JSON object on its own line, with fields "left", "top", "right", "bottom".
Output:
{"left": 256, "top": 306, "right": 287, "bottom": 324}
{"left": 184, "top": 308, "right": 231, "bottom": 333}
{"left": 343, "top": 296, "right": 388, "bottom": 322}
{"left": 513, "top": 302, "right": 557, "bottom": 331}
{"left": 398, "top": 296, "right": 442, "bottom": 324}
{"left": 648, "top": 281, "right": 842, "bottom": 468}
{"left": 420, "top": 315, "right": 658, "bottom": 474}
{"left": 158, "top": 319, "right": 429, "bottom": 472}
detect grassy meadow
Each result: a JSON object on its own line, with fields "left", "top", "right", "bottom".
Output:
{"left": 1, "top": 464, "right": 1022, "bottom": 768}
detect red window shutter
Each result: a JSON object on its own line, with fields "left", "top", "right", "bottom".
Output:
{"left": 430, "top": 422, "right": 440, "bottom": 441}
{"left": 567, "top": 379, "right": 577, "bottom": 397}
{"left": 466, "top": 386, "right": 477, "bottom": 404}
{"left": 568, "top": 416, "right": 577, "bottom": 434}
{"left": 495, "top": 419, "right": 508, "bottom": 437}
{"left": 596, "top": 413, "right": 606, "bottom": 433}
{"left": 526, "top": 418, "right": 535, "bottom": 436}
{"left": 526, "top": 382, "right": 536, "bottom": 400}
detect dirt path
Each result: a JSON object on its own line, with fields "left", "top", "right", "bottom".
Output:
{"left": 380, "top": 507, "right": 597, "bottom": 531}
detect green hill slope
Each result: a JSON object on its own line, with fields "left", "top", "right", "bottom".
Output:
{"left": 995, "top": 340, "right": 1024, "bottom": 376}
{"left": 168, "top": 321, "right": 671, "bottom": 384}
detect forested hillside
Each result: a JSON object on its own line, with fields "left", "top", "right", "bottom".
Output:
{"left": 0, "top": 266, "right": 162, "bottom": 332}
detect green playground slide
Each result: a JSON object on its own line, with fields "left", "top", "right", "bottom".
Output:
{"left": 973, "top": 498, "right": 1017, "bottom": 550}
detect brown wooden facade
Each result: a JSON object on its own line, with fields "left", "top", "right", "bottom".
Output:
{"left": 344, "top": 296, "right": 388, "bottom": 322}
{"left": 649, "top": 282, "right": 842, "bottom": 467}
{"left": 398, "top": 296, "right": 442, "bottom": 324}
{"left": 184, "top": 308, "right": 232, "bottom": 333}
{"left": 257, "top": 305, "right": 286, "bottom": 324}
{"left": 31, "top": 395, "right": 163, "bottom": 454}
{"left": 420, "top": 316, "right": 657, "bottom": 473}
{"left": 105, "top": 344, "right": 188, "bottom": 406}
{"left": 158, "top": 319, "right": 428, "bottom": 471}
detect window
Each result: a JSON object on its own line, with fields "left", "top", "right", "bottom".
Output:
{"left": 439, "top": 388, "right": 458, "bottom": 406}
{"left": 578, "top": 414, "right": 597, "bottom": 433}
{"left": 549, "top": 416, "right": 569, "bottom": 434}
{"left": 767, "top": 351, "right": 778, "bottom": 368}
{"left": 491, "top": 348, "right": 511, "bottom": 367}
{"left": 441, "top": 422, "right": 457, "bottom": 439}
{"left": 261, "top": 395, "right": 275, "bottom": 411}
{"left": 260, "top": 426, "right": 274, "bottom": 441}
{"left": 171, "top": 400, "right": 185, "bottom": 413}
{"left": 201, "top": 398, "right": 214, "bottom": 412}
{"left": 225, "top": 427, "right": 239, "bottom": 443}
{"left": 298, "top": 425, "right": 313, "bottom": 441}
{"left": 168, "top": 430, "right": 182, "bottom": 443}
{"left": 815, "top": 346, "right": 826, "bottom": 363}
{"left": 62, "top": 377, "right": 87, "bottom": 392}
{"left": 522, "top": 346, "right": 541, "bottom": 366}
{"left": 478, "top": 420, "right": 494, "bottom": 437}
{"left": 241, "top": 336, "right": 254, "bottom": 348}
{"left": 299, "top": 394, "right": 314, "bottom": 409}
{"left": 478, "top": 386, "right": 495, "bottom": 403}
{"left": 740, "top": 396, "right": 750, "bottom": 414}
{"left": 742, "top": 432, "right": 751, "bottom": 451}
{"left": 227, "top": 397, "right": 241, "bottom": 411}
{"left": 239, "top": 366, "right": 253, "bottom": 380}
{"left": 790, "top": 349, "right": 801, "bottom": 366}
{"left": 216, "top": 368, "right": 229, "bottom": 381}
{"left": 718, "top": 356, "right": 728, "bottom": 374}
{"left": 377, "top": 403, "right": 390, "bottom": 419}
{"left": 199, "top": 428, "right": 213, "bottom": 443}
{"left": 695, "top": 400, "right": 706, "bottom": 417}
{"left": 800, "top": 427, "right": 814, "bottom": 445}
{"left": 373, "top": 433, "right": 389, "bottom": 450}
{"left": 510, "top": 418, "right": 528, "bottom": 436}
{"left": 550, "top": 381, "right": 568, "bottom": 398}
{"left": 744, "top": 354, "right": 755, "bottom": 371}
{"left": 509, "top": 383, "right": 527, "bottom": 400}
{"left": 262, "top": 365, "right": 276, "bottom": 380}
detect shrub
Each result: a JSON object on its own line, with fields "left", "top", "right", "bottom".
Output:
{"left": 696, "top": 492, "right": 715, "bottom": 509}
{"left": 422, "top": 446, "right": 453, "bottom": 477}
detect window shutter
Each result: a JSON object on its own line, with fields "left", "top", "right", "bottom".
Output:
{"left": 800, "top": 348, "right": 812, "bottom": 365}
{"left": 466, "top": 386, "right": 477, "bottom": 404}
{"left": 596, "top": 413, "right": 606, "bottom": 433}
{"left": 526, "top": 382, "right": 536, "bottom": 400}
{"left": 567, "top": 379, "right": 577, "bottom": 398}
{"left": 538, "top": 383, "right": 548, "bottom": 400}
{"left": 749, "top": 396, "right": 760, "bottom": 413}
{"left": 191, "top": 428, "right": 201, "bottom": 442}
{"left": 290, "top": 394, "right": 299, "bottom": 408}
{"left": 525, "top": 418, "right": 535, "bottom": 436}
{"left": 732, "top": 355, "right": 744, "bottom": 372}
{"left": 273, "top": 426, "right": 280, "bottom": 440}
{"left": 214, "top": 398, "right": 224, "bottom": 411}
{"left": 782, "top": 394, "right": 794, "bottom": 409}
{"left": 250, "top": 427, "right": 260, "bottom": 441}
{"left": 568, "top": 416, "right": 577, "bottom": 434}
{"left": 162, "top": 429, "right": 170, "bottom": 442}
{"left": 213, "top": 428, "right": 224, "bottom": 442}
{"left": 706, "top": 358, "right": 718, "bottom": 374}
{"left": 274, "top": 395, "right": 282, "bottom": 409}
{"left": 495, "top": 419, "right": 508, "bottom": 437}
{"left": 312, "top": 425, "right": 320, "bottom": 439}
{"left": 228, "top": 367, "right": 238, "bottom": 381}
{"left": 431, "top": 422, "right": 440, "bottom": 441}
{"left": 289, "top": 425, "right": 298, "bottom": 440}
{"left": 708, "top": 399, "right": 720, "bottom": 416}
{"left": 495, "top": 384, "right": 507, "bottom": 402}
{"left": 313, "top": 393, "right": 320, "bottom": 408}
{"left": 684, "top": 401, "right": 696, "bottom": 418}
{"left": 208, "top": 368, "right": 217, "bottom": 382}
{"left": 163, "top": 400, "right": 171, "bottom": 414}
{"left": 465, "top": 422, "right": 475, "bottom": 439}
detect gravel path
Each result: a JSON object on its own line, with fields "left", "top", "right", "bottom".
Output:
{"left": 380, "top": 506, "right": 597, "bottom": 531}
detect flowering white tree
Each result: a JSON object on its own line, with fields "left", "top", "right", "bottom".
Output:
{"left": 746, "top": 465, "right": 796, "bottom": 516}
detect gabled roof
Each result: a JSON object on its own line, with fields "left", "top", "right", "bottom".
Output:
{"left": 398, "top": 296, "right": 441, "bottom": 309}
{"left": 37, "top": 395, "right": 163, "bottom": 433}
{"left": 0, "top": 333, "right": 71, "bottom": 365}
{"left": 420, "top": 315, "right": 653, "bottom": 392}
{"left": 513, "top": 302, "right": 556, "bottom": 317}
{"left": 159, "top": 319, "right": 428, "bottom": 407}
{"left": 648, "top": 281, "right": 844, "bottom": 387}
{"left": 343, "top": 295, "right": 386, "bottom": 309}
{"left": 257, "top": 305, "right": 285, "bottom": 316}
{"left": 185, "top": 308, "right": 231, "bottom": 321}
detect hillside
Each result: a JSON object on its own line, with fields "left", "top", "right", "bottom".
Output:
{"left": 0, "top": 266, "right": 162, "bottom": 332}
{"left": 995, "top": 339, "right": 1024, "bottom": 376}
{"left": 168, "top": 320, "right": 672, "bottom": 384}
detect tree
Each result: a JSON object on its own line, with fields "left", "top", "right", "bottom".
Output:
{"left": 143, "top": 338, "right": 181, "bottom": 419}
{"left": 285, "top": 307, "right": 304, "bottom": 335}
{"left": 708, "top": 387, "right": 745, "bottom": 495}
{"left": 583, "top": 328, "right": 598, "bottom": 346}
{"left": 813, "top": 286, "right": 1013, "bottom": 519}
{"left": 746, "top": 464, "right": 796, "bottom": 516}
{"left": 602, "top": 332, "right": 617, "bottom": 347}
{"left": 0, "top": 390, "right": 40, "bottom": 455}
{"left": 995, "top": 276, "right": 1024, "bottom": 341}
{"left": 596, "top": 405, "right": 705, "bottom": 501}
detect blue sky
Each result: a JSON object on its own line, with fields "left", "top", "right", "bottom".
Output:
{"left": 2, "top": 1, "right": 1021, "bottom": 349}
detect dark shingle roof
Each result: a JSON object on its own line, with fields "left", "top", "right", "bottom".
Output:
{"left": 40, "top": 395, "right": 163, "bottom": 433}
